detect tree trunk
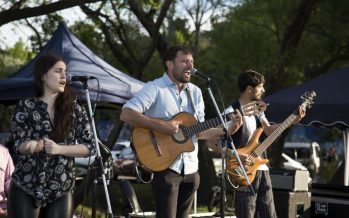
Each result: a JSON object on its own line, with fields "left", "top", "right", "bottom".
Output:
{"left": 0, "top": 0, "right": 102, "bottom": 26}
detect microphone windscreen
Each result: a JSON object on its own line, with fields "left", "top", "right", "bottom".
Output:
{"left": 66, "top": 74, "right": 73, "bottom": 84}
{"left": 191, "top": 68, "right": 199, "bottom": 75}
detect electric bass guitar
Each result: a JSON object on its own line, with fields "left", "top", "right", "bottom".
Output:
{"left": 132, "top": 101, "right": 260, "bottom": 172}
{"left": 226, "top": 91, "right": 316, "bottom": 186}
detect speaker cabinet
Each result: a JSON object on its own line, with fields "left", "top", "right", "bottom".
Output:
{"left": 311, "top": 183, "right": 349, "bottom": 217}
{"left": 270, "top": 170, "right": 309, "bottom": 192}
{"left": 273, "top": 190, "right": 311, "bottom": 218}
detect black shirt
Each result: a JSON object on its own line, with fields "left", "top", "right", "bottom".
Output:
{"left": 11, "top": 98, "right": 95, "bottom": 207}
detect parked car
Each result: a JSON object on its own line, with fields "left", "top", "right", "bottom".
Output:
{"left": 75, "top": 139, "right": 135, "bottom": 179}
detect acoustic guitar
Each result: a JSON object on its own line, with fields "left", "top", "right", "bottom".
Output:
{"left": 226, "top": 91, "right": 316, "bottom": 186}
{"left": 132, "top": 101, "right": 260, "bottom": 172}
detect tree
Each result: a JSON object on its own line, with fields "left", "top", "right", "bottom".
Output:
{"left": 0, "top": 41, "right": 33, "bottom": 78}
{"left": 198, "top": 0, "right": 349, "bottom": 169}
{"left": 27, "top": 13, "right": 64, "bottom": 52}
{"left": 80, "top": 0, "right": 174, "bottom": 79}
{"left": 0, "top": 0, "right": 103, "bottom": 27}
{"left": 199, "top": 0, "right": 349, "bottom": 101}
{"left": 178, "top": 0, "right": 235, "bottom": 55}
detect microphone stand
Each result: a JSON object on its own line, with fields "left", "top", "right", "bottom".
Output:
{"left": 203, "top": 80, "right": 254, "bottom": 218}
{"left": 81, "top": 80, "right": 114, "bottom": 218}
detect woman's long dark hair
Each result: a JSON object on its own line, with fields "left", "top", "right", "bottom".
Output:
{"left": 33, "top": 53, "right": 75, "bottom": 142}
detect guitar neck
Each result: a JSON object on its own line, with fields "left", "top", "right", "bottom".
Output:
{"left": 184, "top": 115, "right": 228, "bottom": 137}
{"left": 249, "top": 91, "right": 315, "bottom": 158}
{"left": 184, "top": 102, "right": 263, "bottom": 137}
{"left": 253, "top": 113, "right": 298, "bottom": 157}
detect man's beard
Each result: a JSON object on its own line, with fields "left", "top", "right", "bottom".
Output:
{"left": 174, "top": 73, "right": 190, "bottom": 83}
{"left": 178, "top": 78, "right": 189, "bottom": 83}
{"left": 252, "top": 95, "right": 262, "bottom": 101}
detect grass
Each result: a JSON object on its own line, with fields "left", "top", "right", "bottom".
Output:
{"left": 74, "top": 177, "right": 236, "bottom": 217}
{"left": 74, "top": 179, "right": 155, "bottom": 217}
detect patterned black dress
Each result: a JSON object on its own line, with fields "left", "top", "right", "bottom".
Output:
{"left": 10, "top": 98, "right": 95, "bottom": 207}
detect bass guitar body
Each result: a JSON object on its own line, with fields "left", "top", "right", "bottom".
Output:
{"left": 226, "top": 128, "right": 268, "bottom": 186}
{"left": 226, "top": 90, "right": 316, "bottom": 186}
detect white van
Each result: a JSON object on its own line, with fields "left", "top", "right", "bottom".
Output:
{"left": 283, "top": 142, "right": 321, "bottom": 175}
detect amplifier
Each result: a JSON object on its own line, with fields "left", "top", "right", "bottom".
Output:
{"left": 273, "top": 190, "right": 311, "bottom": 218}
{"left": 311, "top": 183, "right": 349, "bottom": 217}
{"left": 270, "top": 169, "right": 309, "bottom": 191}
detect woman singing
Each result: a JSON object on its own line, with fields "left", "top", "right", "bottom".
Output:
{"left": 7, "top": 53, "right": 95, "bottom": 218}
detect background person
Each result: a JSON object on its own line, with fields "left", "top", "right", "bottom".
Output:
{"left": 0, "top": 144, "right": 14, "bottom": 217}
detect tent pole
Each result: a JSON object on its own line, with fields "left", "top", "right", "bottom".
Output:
{"left": 344, "top": 129, "right": 349, "bottom": 186}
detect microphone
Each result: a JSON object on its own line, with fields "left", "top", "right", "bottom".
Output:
{"left": 191, "top": 68, "right": 212, "bottom": 82}
{"left": 67, "top": 74, "right": 97, "bottom": 83}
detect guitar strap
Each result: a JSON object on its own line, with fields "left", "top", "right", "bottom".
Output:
{"left": 230, "top": 100, "right": 268, "bottom": 159}
{"left": 230, "top": 101, "right": 262, "bottom": 147}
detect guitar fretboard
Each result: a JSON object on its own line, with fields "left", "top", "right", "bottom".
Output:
{"left": 183, "top": 102, "right": 265, "bottom": 138}
{"left": 250, "top": 113, "right": 297, "bottom": 158}
{"left": 184, "top": 114, "right": 231, "bottom": 137}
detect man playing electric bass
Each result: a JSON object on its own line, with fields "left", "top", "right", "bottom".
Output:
{"left": 227, "top": 70, "right": 306, "bottom": 218}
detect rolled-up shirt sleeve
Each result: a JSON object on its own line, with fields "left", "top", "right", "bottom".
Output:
{"left": 123, "top": 82, "right": 157, "bottom": 113}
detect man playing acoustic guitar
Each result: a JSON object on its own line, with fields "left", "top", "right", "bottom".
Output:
{"left": 227, "top": 70, "right": 306, "bottom": 218}
{"left": 120, "top": 45, "right": 242, "bottom": 218}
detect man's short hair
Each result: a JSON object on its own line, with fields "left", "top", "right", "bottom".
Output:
{"left": 238, "top": 69, "right": 265, "bottom": 92}
{"left": 162, "top": 45, "right": 193, "bottom": 71}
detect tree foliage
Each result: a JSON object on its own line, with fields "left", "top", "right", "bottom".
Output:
{"left": 0, "top": 41, "right": 33, "bottom": 78}
{"left": 78, "top": 0, "right": 175, "bottom": 79}
{"left": 2, "top": 0, "right": 349, "bottom": 88}
{"left": 0, "top": 0, "right": 102, "bottom": 27}
{"left": 199, "top": 0, "right": 349, "bottom": 105}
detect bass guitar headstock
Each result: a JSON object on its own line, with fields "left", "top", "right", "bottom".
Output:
{"left": 301, "top": 90, "right": 316, "bottom": 109}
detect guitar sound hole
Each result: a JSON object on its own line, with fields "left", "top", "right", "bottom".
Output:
{"left": 172, "top": 127, "right": 187, "bottom": 144}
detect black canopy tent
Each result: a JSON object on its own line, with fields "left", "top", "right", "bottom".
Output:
{"left": 0, "top": 23, "right": 144, "bottom": 105}
{"left": 264, "top": 68, "right": 349, "bottom": 185}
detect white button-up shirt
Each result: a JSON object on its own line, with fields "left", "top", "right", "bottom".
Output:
{"left": 123, "top": 73, "right": 205, "bottom": 174}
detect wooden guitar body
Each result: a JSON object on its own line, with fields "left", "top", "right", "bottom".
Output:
{"left": 132, "top": 112, "right": 198, "bottom": 172}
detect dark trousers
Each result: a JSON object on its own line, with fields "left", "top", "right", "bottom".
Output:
{"left": 152, "top": 169, "right": 200, "bottom": 218}
{"left": 234, "top": 170, "right": 277, "bottom": 218}
{"left": 7, "top": 183, "right": 73, "bottom": 218}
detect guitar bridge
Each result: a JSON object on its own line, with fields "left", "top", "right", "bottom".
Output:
{"left": 149, "top": 130, "right": 162, "bottom": 156}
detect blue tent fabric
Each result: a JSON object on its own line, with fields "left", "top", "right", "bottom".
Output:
{"left": 264, "top": 68, "right": 349, "bottom": 130}
{"left": 0, "top": 23, "right": 144, "bottom": 105}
